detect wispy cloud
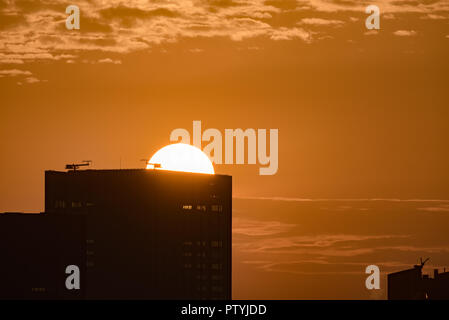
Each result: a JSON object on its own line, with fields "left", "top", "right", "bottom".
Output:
{"left": 233, "top": 196, "right": 449, "bottom": 203}
{"left": 269, "top": 27, "right": 312, "bottom": 41}
{"left": 23, "top": 76, "right": 40, "bottom": 83}
{"left": 393, "top": 30, "right": 417, "bottom": 36}
{"left": 383, "top": 13, "right": 396, "bottom": 19}
{"left": 233, "top": 217, "right": 295, "bottom": 236}
{"left": 364, "top": 30, "right": 379, "bottom": 36}
{"left": 236, "top": 233, "right": 409, "bottom": 255}
{"left": 418, "top": 204, "right": 449, "bottom": 213}
{"left": 420, "top": 13, "right": 446, "bottom": 20}
{"left": 98, "top": 58, "right": 122, "bottom": 64}
{"left": 298, "top": 18, "right": 344, "bottom": 26}
{"left": 1, "top": 0, "right": 445, "bottom": 65}
{"left": 1, "top": 0, "right": 447, "bottom": 84}
{"left": 0, "top": 69, "right": 32, "bottom": 76}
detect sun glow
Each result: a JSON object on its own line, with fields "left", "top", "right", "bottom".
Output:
{"left": 146, "top": 143, "right": 215, "bottom": 175}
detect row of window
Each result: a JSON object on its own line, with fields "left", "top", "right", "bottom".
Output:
{"left": 183, "top": 263, "right": 223, "bottom": 270}
{"left": 54, "top": 200, "right": 94, "bottom": 209}
{"left": 182, "top": 204, "right": 223, "bottom": 212}
{"left": 183, "top": 252, "right": 222, "bottom": 259}
{"left": 55, "top": 201, "right": 222, "bottom": 211}
{"left": 183, "top": 241, "right": 223, "bottom": 247}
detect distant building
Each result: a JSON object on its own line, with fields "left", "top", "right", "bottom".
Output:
{"left": 388, "top": 261, "right": 449, "bottom": 300}
{"left": 0, "top": 168, "right": 232, "bottom": 300}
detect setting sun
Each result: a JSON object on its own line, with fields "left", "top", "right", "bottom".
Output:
{"left": 146, "top": 143, "right": 215, "bottom": 175}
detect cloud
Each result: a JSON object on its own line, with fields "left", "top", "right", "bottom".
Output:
{"left": 0, "top": 69, "right": 47, "bottom": 84}
{"left": 393, "top": 30, "right": 417, "bottom": 36}
{"left": 233, "top": 218, "right": 295, "bottom": 236}
{"left": 418, "top": 204, "right": 449, "bottom": 213}
{"left": 0, "top": 52, "right": 75, "bottom": 64}
{"left": 188, "top": 48, "right": 204, "bottom": 53}
{"left": 269, "top": 27, "right": 312, "bottom": 41}
{"left": 98, "top": 5, "right": 181, "bottom": 28}
{"left": 0, "top": 0, "right": 318, "bottom": 68}
{"left": 236, "top": 233, "right": 409, "bottom": 254}
{"left": 300, "top": 0, "right": 449, "bottom": 13}
{"left": 420, "top": 13, "right": 446, "bottom": 20}
{"left": 364, "top": 30, "right": 379, "bottom": 36}
{"left": 0, "top": 59, "right": 24, "bottom": 64}
{"left": 383, "top": 13, "right": 396, "bottom": 19}
{"left": 0, "top": 69, "right": 32, "bottom": 76}
{"left": 378, "top": 245, "right": 449, "bottom": 253}
{"left": 0, "top": 0, "right": 446, "bottom": 85}
{"left": 299, "top": 18, "right": 345, "bottom": 26}
{"left": 234, "top": 196, "right": 449, "bottom": 203}
{"left": 97, "top": 58, "right": 122, "bottom": 64}
{"left": 24, "top": 76, "right": 40, "bottom": 83}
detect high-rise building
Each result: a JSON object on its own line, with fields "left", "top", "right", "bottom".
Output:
{"left": 0, "top": 168, "right": 232, "bottom": 300}
{"left": 45, "top": 168, "right": 232, "bottom": 299}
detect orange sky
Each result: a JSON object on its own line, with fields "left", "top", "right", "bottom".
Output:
{"left": 1, "top": 0, "right": 449, "bottom": 299}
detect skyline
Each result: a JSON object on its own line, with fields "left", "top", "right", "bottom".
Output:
{"left": 3, "top": 165, "right": 449, "bottom": 299}
{"left": 1, "top": 0, "right": 449, "bottom": 300}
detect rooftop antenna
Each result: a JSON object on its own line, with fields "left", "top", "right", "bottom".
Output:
{"left": 141, "top": 159, "right": 161, "bottom": 169}
{"left": 420, "top": 257, "right": 430, "bottom": 268}
{"left": 65, "top": 160, "right": 92, "bottom": 172}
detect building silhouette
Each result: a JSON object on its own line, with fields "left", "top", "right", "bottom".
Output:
{"left": 0, "top": 168, "right": 232, "bottom": 300}
{"left": 388, "top": 260, "right": 449, "bottom": 300}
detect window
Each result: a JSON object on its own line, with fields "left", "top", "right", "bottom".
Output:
{"left": 71, "top": 201, "right": 82, "bottom": 208}
{"left": 211, "top": 241, "right": 223, "bottom": 248}
{"left": 211, "top": 205, "right": 223, "bottom": 212}
{"left": 196, "top": 241, "right": 207, "bottom": 247}
{"left": 54, "top": 200, "right": 66, "bottom": 209}
{"left": 211, "top": 263, "right": 222, "bottom": 270}
{"left": 182, "top": 205, "right": 192, "bottom": 210}
{"left": 196, "top": 205, "right": 207, "bottom": 212}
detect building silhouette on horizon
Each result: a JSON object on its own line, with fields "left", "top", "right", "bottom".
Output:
{"left": 0, "top": 168, "right": 232, "bottom": 300}
{"left": 388, "top": 260, "right": 449, "bottom": 300}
